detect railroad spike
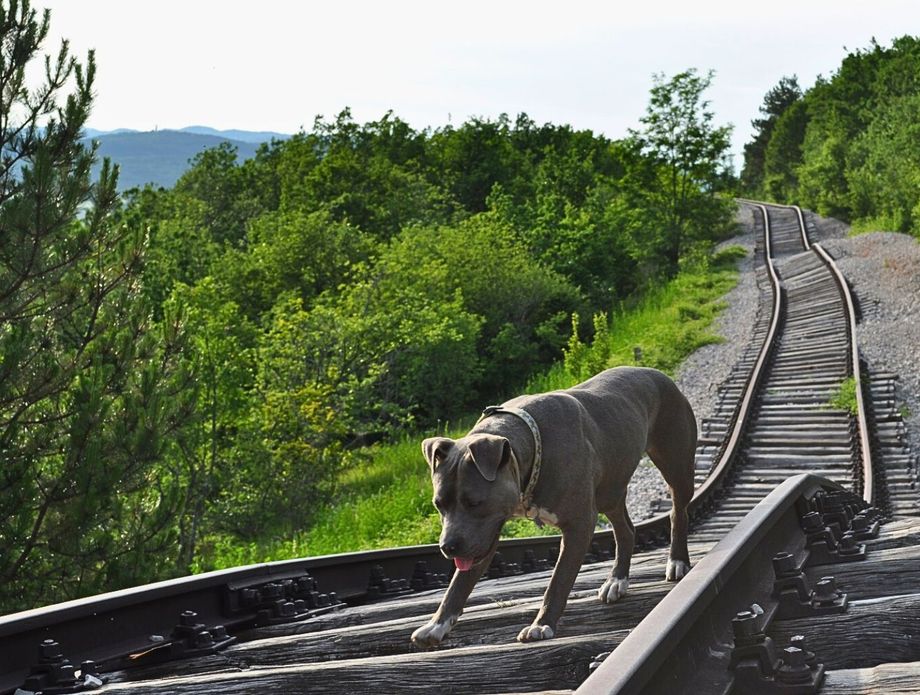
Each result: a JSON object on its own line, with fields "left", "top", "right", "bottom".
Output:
{"left": 771, "top": 559, "right": 846, "bottom": 616}
{"left": 772, "top": 552, "right": 821, "bottom": 619}
{"left": 729, "top": 605, "right": 780, "bottom": 686}
{"left": 367, "top": 564, "right": 414, "bottom": 601}
{"left": 487, "top": 551, "right": 523, "bottom": 578}
{"left": 19, "top": 639, "right": 89, "bottom": 694}
{"left": 849, "top": 511, "right": 880, "bottom": 540}
{"left": 411, "top": 560, "right": 450, "bottom": 590}
{"left": 802, "top": 575, "right": 848, "bottom": 617}
{"left": 802, "top": 510, "right": 867, "bottom": 566}
{"left": 224, "top": 571, "right": 343, "bottom": 624}
{"left": 776, "top": 646, "right": 826, "bottom": 688}
{"left": 730, "top": 607, "right": 827, "bottom": 693}
{"left": 521, "top": 548, "right": 553, "bottom": 573}
{"left": 789, "top": 635, "right": 817, "bottom": 669}
{"left": 771, "top": 551, "right": 799, "bottom": 578}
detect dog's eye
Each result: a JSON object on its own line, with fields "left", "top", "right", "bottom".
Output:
{"left": 462, "top": 497, "right": 481, "bottom": 509}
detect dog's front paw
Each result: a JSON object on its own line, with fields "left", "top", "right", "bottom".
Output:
{"left": 411, "top": 618, "right": 453, "bottom": 648}
{"left": 517, "top": 623, "right": 555, "bottom": 642}
{"left": 597, "top": 576, "right": 629, "bottom": 604}
{"left": 666, "top": 558, "right": 690, "bottom": 581}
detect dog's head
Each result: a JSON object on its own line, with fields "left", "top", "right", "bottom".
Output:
{"left": 422, "top": 434, "right": 520, "bottom": 571}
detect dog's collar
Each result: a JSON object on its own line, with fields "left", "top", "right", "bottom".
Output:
{"left": 477, "top": 405, "right": 543, "bottom": 514}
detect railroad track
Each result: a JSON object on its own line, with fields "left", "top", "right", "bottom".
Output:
{"left": 692, "top": 202, "right": 873, "bottom": 543}
{"left": 2, "top": 202, "right": 917, "bottom": 694}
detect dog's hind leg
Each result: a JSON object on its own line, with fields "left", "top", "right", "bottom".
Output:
{"left": 663, "top": 481, "right": 691, "bottom": 580}
{"left": 648, "top": 441, "right": 695, "bottom": 581}
{"left": 646, "top": 391, "right": 697, "bottom": 581}
{"left": 597, "top": 496, "right": 635, "bottom": 603}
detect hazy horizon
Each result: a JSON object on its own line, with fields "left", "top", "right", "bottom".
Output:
{"left": 40, "top": 0, "right": 920, "bottom": 166}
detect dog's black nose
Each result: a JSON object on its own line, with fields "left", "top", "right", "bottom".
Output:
{"left": 440, "top": 540, "right": 462, "bottom": 557}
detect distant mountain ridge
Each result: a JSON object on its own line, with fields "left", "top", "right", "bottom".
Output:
{"left": 82, "top": 127, "right": 291, "bottom": 191}
{"left": 177, "top": 126, "right": 290, "bottom": 143}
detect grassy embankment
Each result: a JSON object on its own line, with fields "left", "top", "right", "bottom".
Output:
{"left": 204, "top": 246, "right": 747, "bottom": 569}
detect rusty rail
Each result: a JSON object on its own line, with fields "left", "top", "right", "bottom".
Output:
{"left": 577, "top": 474, "right": 878, "bottom": 694}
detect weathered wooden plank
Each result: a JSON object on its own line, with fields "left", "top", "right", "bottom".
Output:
{"left": 104, "top": 656, "right": 245, "bottom": 686}
{"left": 823, "top": 661, "right": 920, "bottom": 694}
{"left": 864, "top": 517, "right": 920, "bottom": 552}
{"left": 234, "top": 585, "right": 668, "bottom": 666}
{"left": 110, "top": 583, "right": 669, "bottom": 684}
{"left": 99, "top": 632, "right": 624, "bottom": 694}
{"left": 805, "top": 544, "right": 920, "bottom": 598}
{"left": 769, "top": 593, "right": 920, "bottom": 669}
{"left": 231, "top": 566, "right": 591, "bottom": 642}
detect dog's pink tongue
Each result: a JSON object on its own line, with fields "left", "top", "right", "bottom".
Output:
{"left": 454, "top": 557, "right": 475, "bottom": 572}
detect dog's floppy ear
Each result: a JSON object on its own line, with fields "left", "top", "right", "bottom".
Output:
{"left": 422, "top": 437, "right": 454, "bottom": 471}
{"left": 466, "top": 434, "right": 511, "bottom": 482}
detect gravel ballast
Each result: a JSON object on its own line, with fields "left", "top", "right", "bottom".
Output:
{"left": 815, "top": 218, "right": 920, "bottom": 453}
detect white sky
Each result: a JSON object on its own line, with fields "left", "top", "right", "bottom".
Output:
{"left": 38, "top": 0, "right": 920, "bottom": 166}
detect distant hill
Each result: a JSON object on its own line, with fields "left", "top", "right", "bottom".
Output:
{"left": 178, "top": 126, "right": 290, "bottom": 143}
{"left": 84, "top": 127, "right": 139, "bottom": 138}
{"left": 82, "top": 128, "right": 290, "bottom": 191}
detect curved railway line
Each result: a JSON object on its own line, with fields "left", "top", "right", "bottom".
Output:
{"left": 3, "top": 201, "right": 919, "bottom": 694}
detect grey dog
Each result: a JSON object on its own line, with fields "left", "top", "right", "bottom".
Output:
{"left": 411, "top": 366, "right": 697, "bottom": 646}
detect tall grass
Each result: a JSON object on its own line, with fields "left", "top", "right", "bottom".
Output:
{"left": 202, "top": 246, "right": 746, "bottom": 568}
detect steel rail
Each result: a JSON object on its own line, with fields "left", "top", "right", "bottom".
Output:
{"left": 576, "top": 474, "right": 866, "bottom": 695}
{"left": 811, "top": 240, "right": 874, "bottom": 504}
{"left": 735, "top": 197, "right": 810, "bottom": 249}
{"left": 0, "top": 534, "right": 560, "bottom": 694}
{"left": 685, "top": 202, "right": 783, "bottom": 512}
{"left": 795, "top": 204, "right": 811, "bottom": 249}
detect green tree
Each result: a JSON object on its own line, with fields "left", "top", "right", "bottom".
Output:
{"left": 741, "top": 75, "right": 801, "bottom": 193}
{"left": 795, "top": 114, "right": 851, "bottom": 216}
{"left": 631, "top": 69, "right": 734, "bottom": 273}
{"left": 215, "top": 207, "right": 376, "bottom": 321}
{"left": 429, "top": 114, "right": 520, "bottom": 213}
{"left": 121, "top": 187, "right": 217, "bottom": 311}
{"left": 330, "top": 243, "right": 485, "bottom": 425}
{"left": 0, "top": 1, "right": 187, "bottom": 610}
{"left": 165, "top": 279, "right": 257, "bottom": 570}
{"left": 280, "top": 110, "right": 456, "bottom": 238}
{"left": 846, "top": 93, "right": 920, "bottom": 233}
{"left": 174, "top": 142, "right": 252, "bottom": 245}
{"left": 383, "top": 213, "right": 582, "bottom": 400}
{"left": 762, "top": 98, "right": 809, "bottom": 202}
